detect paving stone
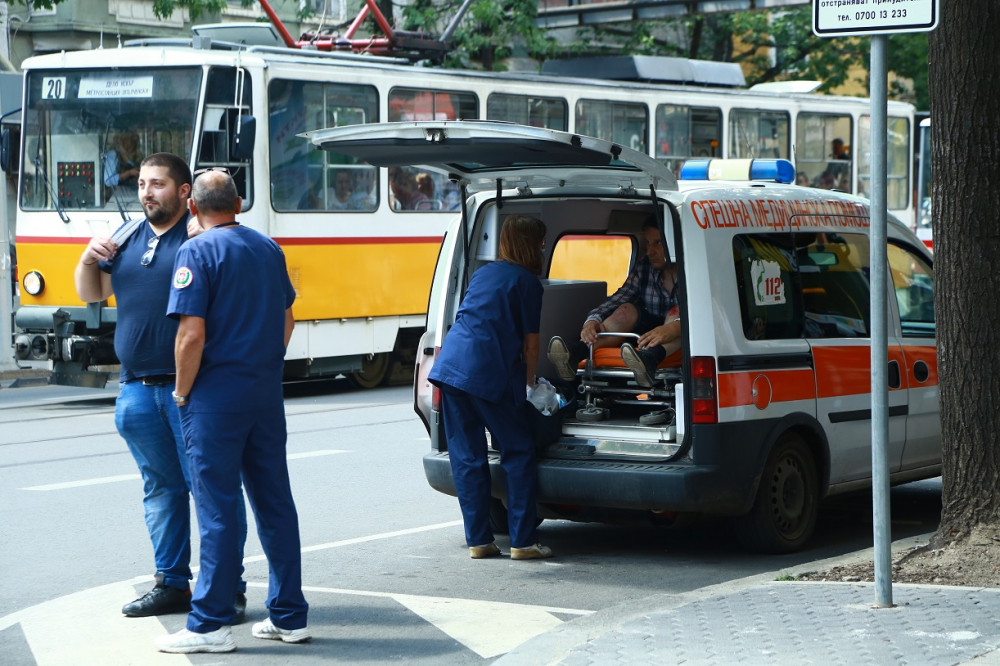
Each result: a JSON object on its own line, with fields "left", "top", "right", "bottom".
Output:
{"left": 555, "top": 584, "right": 1000, "bottom": 666}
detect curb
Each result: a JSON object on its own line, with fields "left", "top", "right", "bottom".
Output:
{"left": 495, "top": 532, "right": 937, "bottom": 666}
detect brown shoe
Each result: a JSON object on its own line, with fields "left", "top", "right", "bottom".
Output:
{"left": 510, "top": 543, "right": 553, "bottom": 560}
{"left": 469, "top": 542, "right": 502, "bottom": 559}
{"left": 547, "top": 337, "right": 578, "bottom": 382}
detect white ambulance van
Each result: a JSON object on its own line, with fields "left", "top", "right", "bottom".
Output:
{"left": 309, "top": 121, "right": 940, "bottom": 553}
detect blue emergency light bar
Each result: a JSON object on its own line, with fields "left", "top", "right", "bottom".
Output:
{"left": 679, "top": 158, "right": 796, "bottom": 184}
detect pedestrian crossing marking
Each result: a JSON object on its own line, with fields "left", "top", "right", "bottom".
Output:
{"left": 267, "top": 583, "right": 592, "bottom": 659}
{"left": 0, "top": 577, "right": 189, "bottom": 666}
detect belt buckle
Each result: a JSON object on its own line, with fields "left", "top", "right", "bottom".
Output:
{"left": 141, "top": 375, "right": 174, "bottom": 386}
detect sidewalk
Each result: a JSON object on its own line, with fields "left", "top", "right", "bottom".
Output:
{"left": 497, "top": 534, "right": 1000, "bottom": 666}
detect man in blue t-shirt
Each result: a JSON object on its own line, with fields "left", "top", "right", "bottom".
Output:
{"left": 155, "top": 170, "right": 307, "bottom": 654}
{"left": 74, "top": 153, "right": 247, "bottom": 620}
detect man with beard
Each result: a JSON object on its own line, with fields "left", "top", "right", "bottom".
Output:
{"left": 74, "top": 153, "right": 248, "bottom": 620}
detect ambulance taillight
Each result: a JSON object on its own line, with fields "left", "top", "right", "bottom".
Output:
{"left": 431, "top": 346, "right": 441, "bottom": 411}
{"left": 691, "top": 357, "right": 717, "bottom": 424}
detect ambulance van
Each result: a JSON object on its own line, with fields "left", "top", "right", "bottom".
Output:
{"left": 309, "top": 121, "right": 940, "bottom": 553}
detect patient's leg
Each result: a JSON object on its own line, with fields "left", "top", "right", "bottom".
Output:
{"left": 596, "top": 303, "right": 640, "bottom": 348}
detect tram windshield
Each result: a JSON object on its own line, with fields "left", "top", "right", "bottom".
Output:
{"left": 20, "top": 67, "right": 201, "bottom": 212}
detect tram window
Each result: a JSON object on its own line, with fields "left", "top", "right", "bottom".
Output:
{"left": 729, "top": 109, "right": 789, "bottom": 161}
{"left": 268, "top": 80, "right": 379, "bottom": 213}
{"left": 487, "top": 93, "right": 567, "bottom": 131}
{"left": 387, "top": 87, "right": 474, "bottom": 213}
{"left": 795, "top": 113, "right": 852, "bottom": 192}
{"left": 19, "top": 67, "right": 200, "bottom": 212}
{"left": 576, "top": 100, "right": 648, "bottom": 153}
{"left": 197, "top": 67, "right": 254, "bottom": 209}
{"left": 387, "top": 88, "right": 477, "bottom": 122}
{"left": 655, "top": 104, "right": 721, "bottom": 176}
{"left": 858, "top": 115, "right": 910, "bottom": 210}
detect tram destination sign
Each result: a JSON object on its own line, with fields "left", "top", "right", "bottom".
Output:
{"left": 813, "top": 0, "right": 938, "bottom": 37}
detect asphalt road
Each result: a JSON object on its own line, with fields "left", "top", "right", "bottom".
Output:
{"left": 0, "top": 379, "right": 942, "bottom": 665}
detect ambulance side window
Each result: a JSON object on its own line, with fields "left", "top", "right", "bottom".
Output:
{"left": 888, "top": 243, "right": 935, "bottom": 336}
{"left": 796, "top": 232, "right": 871, "bottom": 338}
{"left": 733, "top": 234, "right": 803, "bottom": 340}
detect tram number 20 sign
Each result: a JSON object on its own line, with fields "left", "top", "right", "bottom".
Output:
{"left": 813, "top": 0, "right": 939, "bottom": 37}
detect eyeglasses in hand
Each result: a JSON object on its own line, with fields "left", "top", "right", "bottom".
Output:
{"left": 141, "top": 235, "right": 159, "bottom": 267}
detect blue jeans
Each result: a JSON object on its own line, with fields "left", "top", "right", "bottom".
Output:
{"left": 116, "top": 381, "right": 248, "bottom": 592}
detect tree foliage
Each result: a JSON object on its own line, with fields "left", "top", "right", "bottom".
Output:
{"left": 401, "top": 0, "right": 559, "bottom": 70}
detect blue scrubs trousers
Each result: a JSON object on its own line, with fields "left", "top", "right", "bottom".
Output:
{"left": 180, "top": 404, "right": 308, "bottom": 634}
{"left": 115, "top": 381, "right": 248, "bottom": 593}
{"left": 439, "top": 385, "right": 539, "bottom": 549}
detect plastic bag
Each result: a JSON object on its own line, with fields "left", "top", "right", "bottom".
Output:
{"left": 527, "top": 378, "right": 560, "bottom": 415}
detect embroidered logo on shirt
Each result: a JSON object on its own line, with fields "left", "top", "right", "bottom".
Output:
{"left": 173, "top": 267, "right": 193, "bottom": 289}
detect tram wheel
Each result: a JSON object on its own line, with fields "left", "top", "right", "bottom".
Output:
{"left": 348, "top": 352, "right": 391, "bottom": 389}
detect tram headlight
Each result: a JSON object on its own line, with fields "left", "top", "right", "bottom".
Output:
{"left": 22, "top": 270, "right": 44, "bottom": 296}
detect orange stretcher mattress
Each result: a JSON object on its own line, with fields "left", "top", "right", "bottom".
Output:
{"left": 578, "top": 347, "right": 682, "bottom": 369}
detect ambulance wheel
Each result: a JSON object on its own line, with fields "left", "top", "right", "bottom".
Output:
{"left": 733, "top": 432, "right": 818, "bottom": 554}
{"left": 348, "top": 352, "right": 391, "bottom": 389}
{"left": 488, "top": 498, "right": 544, "bottom": 534}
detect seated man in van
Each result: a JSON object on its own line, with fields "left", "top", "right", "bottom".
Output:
{"left": 547, "top": 218, "right": 681, "bottom": 388}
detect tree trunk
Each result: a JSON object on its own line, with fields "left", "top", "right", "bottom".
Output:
{"left": 929, "top": 1, "right": 1000, "bottom": 540}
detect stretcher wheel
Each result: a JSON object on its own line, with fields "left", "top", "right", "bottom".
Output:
{"left": 639, "top": 410, "right": 671, "bottom": 426}
{"left": 576, "top": 406, "right": 609, "bottom": 422}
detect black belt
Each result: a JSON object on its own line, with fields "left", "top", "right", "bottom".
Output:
{"left": 140, "top": 374, "right": 176, "bottom": 386}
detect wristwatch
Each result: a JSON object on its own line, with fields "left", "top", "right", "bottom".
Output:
{"left": 172, "top": 391, "right": 188, "bottom": 404}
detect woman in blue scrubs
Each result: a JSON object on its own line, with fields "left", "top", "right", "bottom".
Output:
{"left": 428, "top": 215, "right": 553, "bottom": 560}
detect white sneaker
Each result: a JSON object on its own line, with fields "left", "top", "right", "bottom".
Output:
{"left": 154, "top": 626, "right": 236, "bottom": 653}
{"left": 252, "top": 618, "right": 312, "bottom": 643}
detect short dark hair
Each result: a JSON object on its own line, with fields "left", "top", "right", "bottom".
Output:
{"left": 191, "top": 172, "right": 239, "bottom": 215}
{"left": 140, "top": 153, "right": 192, "bottom": 189}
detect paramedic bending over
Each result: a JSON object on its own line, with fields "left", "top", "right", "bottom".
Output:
{"left": 428, "top": 216, "right": 554, "bottom": 561}
{"left": 548, "top": 217, "right": 681, "bottom": 388}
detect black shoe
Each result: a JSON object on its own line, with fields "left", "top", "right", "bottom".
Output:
{"left": 621, "top": 343, "right": 663, "bottom": 388}
{"left": 122, "top": 584, "right": 192, "bottom": 617}
{"left": 547, "top": 336, "right": 588, "bottom": 382}
{"left": 234, "top": 592, "right": 247, "bottom": 624}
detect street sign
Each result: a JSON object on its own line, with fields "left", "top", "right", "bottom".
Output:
{"left": 813, "top": 0, "right": 938, "bottom": 37}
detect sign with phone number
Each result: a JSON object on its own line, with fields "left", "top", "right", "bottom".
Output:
{"left": 813, "top": 0, "right": 938, "bottom": 37}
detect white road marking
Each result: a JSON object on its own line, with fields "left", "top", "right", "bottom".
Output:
{"left": 286, "top": 449, "right": 349, "bottom": 460}
{"left": 241, "top": 520, "right": 464, "bottom": 564}
{"left": 0, "top": 576, "right": 189, "bottom": 666}
{"left": 20, "top": 474, "right": 141, "bottom": 491}
{"left": 1, "top": 520, "right": 577, "bottom": 664}
{"left": 254, "top": 582, "right": 591, "bottom": 659}
{"left": 20, "top": 450, "right": 349, "bottom": 491}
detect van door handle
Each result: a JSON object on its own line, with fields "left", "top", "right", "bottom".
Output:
{"left": 888, "top": 360, "right": 901, "bottom": 389}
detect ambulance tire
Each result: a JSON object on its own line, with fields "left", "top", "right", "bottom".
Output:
{"left": 733, "top": 432, "right": 818, "bottom": 554}
{"left": 347, "top": 352, "right": 391, "bottom": 389}
{"left": 488, "top": 498, "right": 544, "bottom": 535}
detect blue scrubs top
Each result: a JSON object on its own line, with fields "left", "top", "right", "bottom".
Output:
{"left": 166, "top": 225, "right": 296, "bottom": 413}
{"left": 429, "top": 261, "right": 542, "bottom": 403}
{"left": 99, "top": 214, "right": 189, "bottom": 382}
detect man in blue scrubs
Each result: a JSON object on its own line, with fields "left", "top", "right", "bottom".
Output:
{"left": 155, "top": 170, "right": 307, "bottom": 654}
{"left": 74, "top": 153, "right": 248, "bottom": 619}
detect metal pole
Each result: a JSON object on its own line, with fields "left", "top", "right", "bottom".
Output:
{"left": 869, "top": 34, "right": 892, "bottom": 608}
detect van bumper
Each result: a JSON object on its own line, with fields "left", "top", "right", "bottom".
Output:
{"left": 422, "top": 451, "right": 754, "bottom": 515}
